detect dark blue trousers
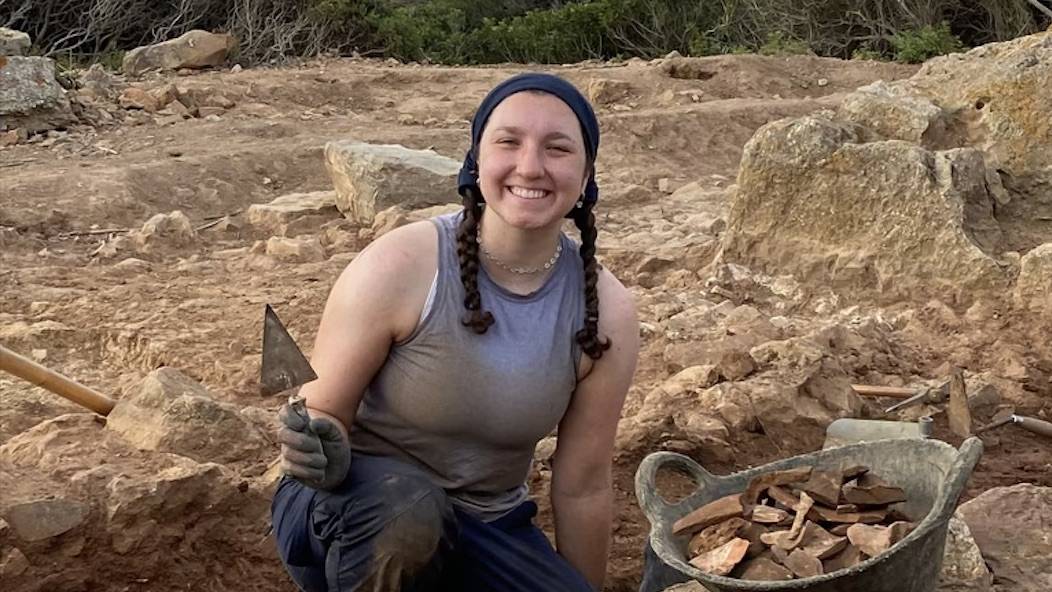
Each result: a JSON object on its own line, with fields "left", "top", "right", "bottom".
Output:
{"left": 271, "top": 454, "right": 594, "bottom": 592}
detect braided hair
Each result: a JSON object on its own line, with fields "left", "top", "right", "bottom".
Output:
{"left": 454, "top": 188, "right": 611, "bottom": 360}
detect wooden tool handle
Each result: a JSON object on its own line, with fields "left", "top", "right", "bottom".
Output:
{"left": 850, "top": 384, "right": 917, "bottom": 399}
{"left": 1017, "top": 416, "right": 1052, "bottom": 438}
{"left": 0, "top": 345, "right": 116, "bottom": 416}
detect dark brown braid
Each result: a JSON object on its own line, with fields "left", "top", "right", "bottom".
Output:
{"left": 456, "top": 186, "right": 494, "bottom": 333}
{"left": 572, "top": 201, "right": 611, "bottom": 360}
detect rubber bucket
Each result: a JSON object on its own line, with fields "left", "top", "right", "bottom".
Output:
{"left": 636, "top": 438, "right": 983, "bottom": 592}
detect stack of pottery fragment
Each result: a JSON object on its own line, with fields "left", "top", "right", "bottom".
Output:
{"left": 674, "top": 465, "right": 915, "bottom": 580}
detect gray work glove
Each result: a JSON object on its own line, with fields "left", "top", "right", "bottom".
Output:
{"left": 277, "top": 402, "right": 351, "bottom": 491}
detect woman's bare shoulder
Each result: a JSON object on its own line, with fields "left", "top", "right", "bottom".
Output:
{"left": 329, "top": 220, "right": 440, "bottom": 329}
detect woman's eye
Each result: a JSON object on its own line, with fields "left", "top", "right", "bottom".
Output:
{"left": 548, "top": 145, "right": 571, "bottom": 153}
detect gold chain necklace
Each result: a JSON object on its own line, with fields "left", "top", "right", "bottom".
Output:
{"left": 476, "top": 230, "right": 563, "bottom": 275}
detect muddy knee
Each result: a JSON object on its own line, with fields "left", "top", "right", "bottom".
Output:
{"left": 371, "top": 474, "right": 454, "bottom": 575}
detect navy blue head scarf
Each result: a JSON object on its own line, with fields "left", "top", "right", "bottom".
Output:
{"left": 457, "top": 73, "right": 600, "bottom": 217}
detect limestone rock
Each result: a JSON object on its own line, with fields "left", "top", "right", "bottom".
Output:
{"left": 908, "top": 31, "right": 1052, "bottom": 177}
{"left": 324, "top": 141, "right": 460, "bottom": 224}
{"left": 723, "top": 114, "right": 1013, "bottom": 305}
{"left": 105, "top": 367, "right": 272, "bottom": 466}
{"left": 0, "top": 548, "right": 30, "bottom": 578}
{"left": 122, "top": 30, "right": 237, "bottom": 76}
{"left": 0, "top": 414, "right": 284, "bottom": 590}
{"left": 77, "top": 63, "right": 120, "bottom": 100}
{"left": 3, "top": 498, "right": 88, "bottom": 542}
{"left": 838, "top": 80, "right": 945, "bottom": 145}
{"left": 957, "top": 484, "right": 1052, "bottom": 592}
{"left": 939, "top": 515, "right": 993, "bottom": 592}
{"left": 1014, "top": 244, "right": 1052, "bottom": 317}
{"left": 130, "top": 210, "right": 196, "bottom": 250}
{"left": 586, "top": 78, "right": 633, "bottom": 105}
{"left": 246, "top": 191, "right": 339, "bottom": 235}
{"left": 371, "top": 203, "right": 461, "bottom": 238}
{"left": 265, "top": 236, "right": 326, "bottom": 262}
{"left": 0, "top": 28, "right": 31, "bottom": 56}
{"left": 0, "top": 56, "right": 76, "bottom": 134}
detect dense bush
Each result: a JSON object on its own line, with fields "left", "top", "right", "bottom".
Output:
{"left": 891, "top": 22, "right": 966, "bottom": 63}
{"left": 2, "top": 0, "right": 1048, "bottom": 66}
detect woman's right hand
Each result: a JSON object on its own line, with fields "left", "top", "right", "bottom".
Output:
{"left": 277, "top": 403, "right": 352, "bottom": 490}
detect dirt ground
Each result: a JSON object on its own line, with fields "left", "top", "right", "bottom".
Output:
{"left": 2, "top": 53, "right": 1050, "bottom": 591}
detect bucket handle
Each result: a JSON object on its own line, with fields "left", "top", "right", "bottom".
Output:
{"left": 930, "top": 436, "right": 984, "bottom": 522}
{"left": 635, "top": 451, "right": 717, "bottom": 521}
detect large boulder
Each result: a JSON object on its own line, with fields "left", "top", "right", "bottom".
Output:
{"left": 0, "top": 56, "right": 76, "bottom": 133}
{"left": 722, "top": 115, "right": 1013, "bottom": 306}
{"left": 956, "top": 484, "right": 1052, "bottom": 592}
{"left": 721, "top": 29, "right": 1052, "bottom": 306}
{"left": 0, "top": 28, "right": 31, "bottom": 56}
{"left": 939, "top": 515, "right": 994, "bottom": 591}
{"left": 104, "top": 367, "right": 272, "bottom": 467}
{"left": 122, "top": 30, "right": 237, "bottom": 76}
{"left": 324, "top": 141, "right": 460, "bottom": 224}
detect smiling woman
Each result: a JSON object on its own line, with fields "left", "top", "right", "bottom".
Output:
{"left": 270, "top": 72, "right": 639, "bottom": 592}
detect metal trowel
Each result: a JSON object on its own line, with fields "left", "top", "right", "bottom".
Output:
{"left": 261, "top": 304, "right": 318, "bottom": 421}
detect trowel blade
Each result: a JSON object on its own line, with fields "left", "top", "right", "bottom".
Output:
{"left": 261, "top": 304, "right": 318, "bottom": 397}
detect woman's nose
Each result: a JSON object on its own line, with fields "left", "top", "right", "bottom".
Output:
{"left": 515, "top": 145, "right": 544, "bottom": 178}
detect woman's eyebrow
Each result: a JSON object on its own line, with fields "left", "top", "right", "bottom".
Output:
{"left": 490, "top": 126, "right": 578, "bottom": 143}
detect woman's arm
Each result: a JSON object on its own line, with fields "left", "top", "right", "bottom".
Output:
{"left": 551, "top": 270, "right": 639, "bottom": 590}
{"left": 297, "top": 221, "right": 439, "bottom": 433}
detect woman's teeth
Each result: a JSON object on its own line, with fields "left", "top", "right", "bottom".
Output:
{"left": 508, "top": 186, "right": 548, "bottom": 199}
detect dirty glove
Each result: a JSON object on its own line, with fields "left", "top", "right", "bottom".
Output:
{"left": 277, "top": 402, "right": 351, "bottom": 491}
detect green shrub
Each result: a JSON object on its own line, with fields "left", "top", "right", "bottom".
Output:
{"left": 367, "top": 2, "right": 471, "bottom": 62}
{"left": 851, "top": 46, "right": 885, "bottom": 61}
{"left": 758, "top": 31, "right": 811, "bottom": 56}
{"left": 891, "top": 22, "right": 964, "bottom": 63}
{"left": 473, "top": 2, "right": 610, "bottom": 63}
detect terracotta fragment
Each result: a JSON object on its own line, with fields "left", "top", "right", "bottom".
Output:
{"left": 740, "top": 467, "right": 812, "bottom": 514}
{"left": 846, "top": 523, "right": 893, "bottom": 557}
{"left": 788, "top": 492, "right": 815, "bottom": 538}
{"left": 760, "top": 528, "right": 801, "bottom": 551}
{"left": 736, "top": 556, "right": 795, "bottom": 581}
{"left": 888, "top": 521, "right": 915, "bottom": 545}
{"left": 673, "top": 494, "right": 744, "bottom": 535}
{"left": 841, "top": 465, "right": 870, "bottom": 482}
{"left": 750, "top": 505, "right": 790, "bottom": 525}
{"left": 808, "top": 504, "right": 887, "bottom": 524}
{"left": 688, "top": 537, "right": 750, "bottom": 576}
{"left": 784, "top": 548, "right": 824, "bottom": 578}
{"left": 829, "top": 524, "right": 851, "bottom": 536}
{"left": 841, "top": 473, "right": 907, "bottom": 506}
{"left": 688, "top": 517, "right": 748, "bottom": 556}
{"left": 766, "top": 484, "right": 800, "bottom": 510}
{"left": 796, "top": 521, "right": 848, "bottom": 559}
{"left": 797, "top": 470, "right": 843, "bottom": 507}
{"left": 823, "top": 543, "right": 864, "bottom": 573}
{"left": 739, "top": 522, "right": 769, "bottom": 557}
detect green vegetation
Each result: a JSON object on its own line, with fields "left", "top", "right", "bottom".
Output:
{"left": 891, "top": 23, "right": 966, "bottom": 63}
{"left": 5, "top": 0, "right": 1047, "bottom": 65}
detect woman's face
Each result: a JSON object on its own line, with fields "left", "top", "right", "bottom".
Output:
{"left": 476, "top": 91, "right": 589, "bottom": 232}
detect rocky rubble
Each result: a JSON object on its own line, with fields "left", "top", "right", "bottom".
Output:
{"left": 0, "top": 411, "right": 284, "bottom": 591}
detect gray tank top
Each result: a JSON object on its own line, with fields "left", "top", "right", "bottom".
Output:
{"left": 349, "top": 212, "right": 585, "bottom": 521}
